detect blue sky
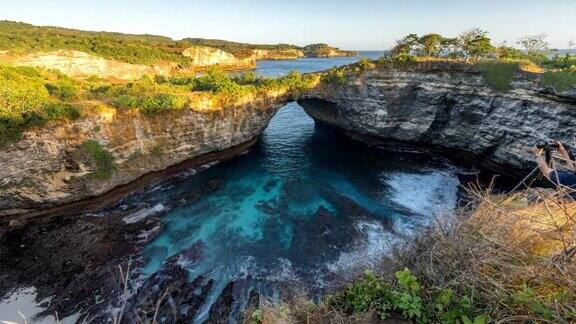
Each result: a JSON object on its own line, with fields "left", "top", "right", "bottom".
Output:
{"left": 1, "top": 0, "right": 575, "bottom": 50}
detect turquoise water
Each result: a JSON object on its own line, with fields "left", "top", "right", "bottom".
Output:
{"left": 122, "top": 52, "right": 461, "bottom": 321}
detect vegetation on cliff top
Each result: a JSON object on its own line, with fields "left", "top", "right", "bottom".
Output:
{"left": 0, "top": 63, "right": 81, "bottom": 144}
{"left": 0, "top": 21, "right": 356, "bottom": 64}
{"left": 0, "top": 21, "right": 194, "bottom": 66}
{"left": 248, "top": 187, "right": 576, "bottom": 323}
{"left": 320, "top": 29, "right": 576, "bottom": 93}
{"left": 0, "top": 62, "right": 317, "bottom": 144}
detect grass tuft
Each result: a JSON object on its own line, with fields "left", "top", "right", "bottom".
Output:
{"left": 79, "top": 140, "right": 115, "bottom": 179}
{"left": 476, "top": 60, "right": 520, "bottom": 91}
{"left": 540, "top": 68, "right": 576, "bottom": 92}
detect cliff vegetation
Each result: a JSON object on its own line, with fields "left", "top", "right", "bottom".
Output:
{"left": 0, "top": 62, "right": 318, "bottom": 145}
{"left": 0, "top": 21, "right": 357, "bottom": 68}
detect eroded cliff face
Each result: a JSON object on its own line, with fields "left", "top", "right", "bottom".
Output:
{"left": 182, "top": 46, "right": 255, "bottom": 70}
{"left": 0, "top": 92, "right": 292, "bottom": 212}
{"left": 247, "top": 49, "right": 305, "bottom": 60}
{"left": 299, "top": 67, "right": 576, "bottom": 175}
{"left": 9, "top": 50, "right": 177, "bottom": 80}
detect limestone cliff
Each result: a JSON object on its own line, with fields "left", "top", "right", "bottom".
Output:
{"left": 0, "top": 91, "right": 293, "bottom": 212}
{"left": 181, "top": 46, "right": 255, "bottom": 70}
{"left": 247, "top": 49, "right": 305, "bottom": 60}
{"left": 9, "top": 50, "right": 176, "bottom": 80}
{"left": 299, "top": 64, "right": 576, "bottom": 176}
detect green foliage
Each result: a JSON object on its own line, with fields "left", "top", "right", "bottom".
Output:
{"left": 391, "top": 29, "right": 496, "bottom": 60}
{"left": 539, "top": 54, "right": 576, "bottom": 70}
{"left": 46, "top": 77, "right": 79, "bottom": 100}
{"left": 419, "top": 33, "right": 444, "bottom": 57}
{"left": 327, "top": 269, "right": 488, "bottom": 323}
{"left": 78, "top": 140, "right": 115, "bottom": 179}
{"left": 302, "top": 43, "right": 357, "bottom": 57}
{"left": 105, "top": 68, "right": 315, "bottom": 112}
{"left": 321, "top": 68, "right": 348, "bottom": 85}
{"left": 140, "top": 93, "right": 188, "bottom": 114}
{"left": 459, "top": 28, "right": 495, "bottom": 60}
{"left": 476, "top": 61, "right": 520, "bottom": 91}
{"left": 392, "top": 34, "right": 420, "bottom": 56}
{"left": 0, "top": 21, "right": 192, "bottom": 66}
{"left": 540, "top": 67, "right": 576, "bottom": 92}
{"left": 392, "top": 53, "right": 417, "bottom": 63}
{"left": 150, "top": 146, "right": 163, "bottom": 158}
{"left": 357, "top": 58, "right": 372, "bottom": 70}
{"left": 194, "top": 69, "right": 251, "bottom": 96}
{"left": 0, "top": 63, "right": 81, "bottom": 144}
{"left": 496, "top": 46, "right": 527, "bottom": 60}
{"left": 511, "top": 286, "right": 554, "bottom": 320}
{"left": 247, "top": 309, "right": 263, "bottom": 324}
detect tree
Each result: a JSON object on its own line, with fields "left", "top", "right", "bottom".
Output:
{"left": 419, "top": 34, "right": 443, "bottom": 57}
{"left": 391, "top": 34, "right": 419, "bottom": 56}
{"left": 496, "top": 41, "right": 526, "bottom": 59}
{"left": 458, "top": 28, "right": 495, "bottom": 60}
{"left": 517, "top": 33, "right": 550, "bottom": 56}
{"left": 569, "top": 39, "right": 575, "bottom": 54}
{"left": 439, "top": 37, "right": 460, "bottom": 58}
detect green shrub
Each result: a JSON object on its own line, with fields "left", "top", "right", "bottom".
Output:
{"left": 476, "top": 61, "right": 520, "bottom": 91}
{"left": 232, "top": 71, "right": 258, "bottom": 85}
{"left": 392, "top": 53, "right": 417, "bottom": 63}
{"left": 0, "top": 64, "right": 82, "bottom": 144}
{"left": 321, "top": 68, "right": 347, "bottom": 85}
{"left": 46, "top": 78, "right": 79, "bottom": 100}
{"left": 194, "top": 69, "right": 250, "bottom": 97}
{"left": 150, "top": 146, "right": 163, "bottom": 158}
{"left": 79, "top": 140, "right": 115, "bottom": 179}
{"left": 540, "top": 68, "right": 576, "bottom": 92}
{"left": 327, "top": 269, "right": 488, "bottom": 323}
{"left": 111, "top": 94, "right": 139, "bottom": 109}
{"left": 357, "top": 57, "right": 373, "bottom": 70}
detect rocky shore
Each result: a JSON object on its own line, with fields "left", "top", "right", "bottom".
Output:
{"left": 299, "top": 63, "right": 576, "bottom": 176}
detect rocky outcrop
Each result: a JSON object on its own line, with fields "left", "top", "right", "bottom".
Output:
{"left": 0, "top": 91, "right": 293, "bottom": 212}
{"left": 302, "top": 44, "right": 358, "bottom": 58}
{"left": 299, "top": 65, "right": 576, "bottom": 176}
{"left": 9, "top": 50, "right": 176, "bottom": 80}
{"left": 182, "top": 45, "right": 255, "bottom": 70}
{"left": 247, "top": 48, "right": 305, "bottom": 60}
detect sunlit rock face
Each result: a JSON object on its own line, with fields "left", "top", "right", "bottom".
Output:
{"left": 300, "top": 65, "right": 576, "bottom": 176}
{"left": 0, "top": 92, "right": 293, "bottom": 212}
{"left": 182, "top": 45, "right": 255, "bottom": 70}
{"left": 10, "top": 50, "right": 176, "bottom": 80}
{"left": 247, "top": 49, "right": 305, "bottom": 60}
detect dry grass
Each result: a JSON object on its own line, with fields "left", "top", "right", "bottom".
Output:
{"left": 250, "top": 185, "right": 576, "bottom": 323}
{"left": 391, "top": 184, "right": 576, "bottom": 322}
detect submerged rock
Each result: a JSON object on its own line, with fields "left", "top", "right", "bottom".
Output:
{"left": 124, "top": 256, "right": 214, "bottom": 323}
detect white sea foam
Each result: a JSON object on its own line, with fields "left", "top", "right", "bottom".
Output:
{"left": 122, "top": 203, "right": 165, "bottom": 224}
{"left": 326, "top": 220, "right": 400, "bottom": 278}
{"left": 0, "top": 287, "right": 79, "bottom": 324}
{"left": 266, "top": 258, "right": 299, "bottom": 282}
{"left": 385, "top": 171, "right": 459, "bottom": 219}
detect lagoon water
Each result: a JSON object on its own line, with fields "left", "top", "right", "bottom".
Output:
{"left": 132, "top": 52, "right": 461, "bottom": 321}
{"left": 0, "top": 52, "right": 462, "bottom": 323}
